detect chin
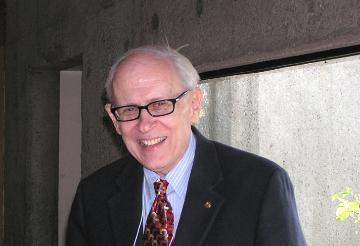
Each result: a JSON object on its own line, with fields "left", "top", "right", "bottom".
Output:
{"left": 145, "top": 163, "right": 166, "bottom": 172}
{"left": 144, "top": 162, "right": 170, "bottom": 174}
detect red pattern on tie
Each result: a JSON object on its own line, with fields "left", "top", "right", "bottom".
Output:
{"left": 144, "top": 179, "right": 174, "bottom": 246}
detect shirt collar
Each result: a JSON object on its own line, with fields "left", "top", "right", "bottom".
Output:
{"left": 143, "top": 131, "right": 196, "bottom": 199}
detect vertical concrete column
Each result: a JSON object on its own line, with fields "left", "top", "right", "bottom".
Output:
{"left": 4, "top": 45, "right": 25, "bottom": 246}
{"left": 25, "top": 69, "right": 59, "bottom": 246}
{"left": 0, "top": 45, "right": 4, "bottom": 245}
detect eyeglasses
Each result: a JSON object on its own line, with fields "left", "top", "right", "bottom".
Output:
{"left": 111, "top": 90, "right": 190, "bottom": 122}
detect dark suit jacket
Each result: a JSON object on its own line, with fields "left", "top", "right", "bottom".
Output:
{"left": 67, "top": 128, "right": 306, "bottom": 246}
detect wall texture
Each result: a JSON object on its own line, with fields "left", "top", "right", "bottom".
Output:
{"left": 197, "top": 55, "right": 360, "bottom": 245}
{"left": 4, "top": 0, "right": 360, "bottom": 245}
{"left": 0, "top": 46, "right": 5, "bottom": 246}
{"left": 1, "top": 1, "right": 5, "bottom": 243}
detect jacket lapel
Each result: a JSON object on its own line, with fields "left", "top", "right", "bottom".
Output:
{"left": 107, "top": 157, "right": 144, "bottom": 245}
{"left": 175, "top": 129, "right": 225, "bottom": 245}
{"left": 106, "top": 128, "right": 224, "bottom": 245}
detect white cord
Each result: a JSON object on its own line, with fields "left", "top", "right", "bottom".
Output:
{"left": 132, "top": 215, "right": 143, "bottom": 246}
{"left": 132, "top": 177, "right": 146, "bottom": 246}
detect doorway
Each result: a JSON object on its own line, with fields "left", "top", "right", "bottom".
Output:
{"left": 58, "top": 70, "right": 82, "bottom": 246}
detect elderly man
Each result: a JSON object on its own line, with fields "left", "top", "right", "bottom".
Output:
{"left": 67, "top": 46, "right": 306, "bottom": 246}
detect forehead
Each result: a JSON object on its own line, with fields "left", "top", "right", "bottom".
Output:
{"left": 113, "top": 53, "right": 181, "bottom": 91}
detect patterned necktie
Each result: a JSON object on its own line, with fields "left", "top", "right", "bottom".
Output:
{"left": 144, "top": 179, "right": 174, "bottom": 245}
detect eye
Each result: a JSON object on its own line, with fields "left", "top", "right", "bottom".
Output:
{"left": 148, "top": 100, "right": 172, "bottom": 114}
{"left": 119, "top": 106, "right": 138, "bottom": 115}
{"left": 124, "top": 107, "right": 137, "bottom": 112}
{"left": 151, "top": 100, "right": 168, "bottom": 109}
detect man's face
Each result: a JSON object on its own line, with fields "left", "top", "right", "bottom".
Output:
{"left": 105, "top": 53, "right": 202, "bottom": 176}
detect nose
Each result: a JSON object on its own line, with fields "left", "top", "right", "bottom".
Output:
{"left": 137, "top": 108, "right": 155, "bottom": 133}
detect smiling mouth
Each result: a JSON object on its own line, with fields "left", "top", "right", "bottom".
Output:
{"left": 139, "top": 137, "right": 167, "bottom": 146}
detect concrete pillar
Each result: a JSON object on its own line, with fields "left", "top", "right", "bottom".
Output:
{"left": 20, "top": 69, "right": 59, "bottom": 246}
{"left": 0, "top": 45, "right": 4, "bottom": 246}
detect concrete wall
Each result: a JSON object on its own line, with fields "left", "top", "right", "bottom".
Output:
{"left": 0, "top": 46, "right": 4, "bottom": 246}
{"left": 197, "top": 55, "right": 360, "bottom": 245}
{"left": 1, "top": 1, "right": 5, "bottom": 243}
{"left": 4, "top": 0, "right": 360, "bottom": 245}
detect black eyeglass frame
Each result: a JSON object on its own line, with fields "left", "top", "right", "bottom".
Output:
{"left": 110, "top": 90, "right": 191, "bottom": 122}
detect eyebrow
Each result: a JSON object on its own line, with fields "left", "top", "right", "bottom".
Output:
{"left": 114, "top": 95, "right": 170, "bottom": 108}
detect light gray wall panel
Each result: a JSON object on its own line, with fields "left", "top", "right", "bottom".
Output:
{"left": 197, "top": 55, "right": 360, "bottom": 246}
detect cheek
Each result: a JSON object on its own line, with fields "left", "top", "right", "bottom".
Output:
{"left": 170, "top": 111, "right": 193, "bottom": 138}
{"left": 165, "top": 111, "right": 191, "bottom": 131}
{"left": 179, "top": 106, "right": 194, "bottom": 125}
{"left": 117, "top": 124, "right": 135, "bottom": 142}
{"left": 120, "top": 132, "right": 138, "bottom": 154}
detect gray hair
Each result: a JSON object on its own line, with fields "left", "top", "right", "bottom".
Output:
{"left": 104, "top": 45, "right": 200, "bottom": 103}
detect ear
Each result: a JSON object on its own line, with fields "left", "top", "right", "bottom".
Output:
{"left": 189, "top": 87, "right": 203, "bottom": 124}
{"left": 105, "top": 103, "right": 122, "bottom": 135}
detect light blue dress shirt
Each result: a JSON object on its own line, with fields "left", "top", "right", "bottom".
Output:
{"left": 142, "top": 131, "right": 196, "bottom": 235}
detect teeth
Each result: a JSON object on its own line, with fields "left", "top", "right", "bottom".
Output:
{"left": 141, "top": 137, "right": 166, "bottom": 146}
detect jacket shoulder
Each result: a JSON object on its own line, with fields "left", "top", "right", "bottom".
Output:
{"left": 77, "top": 154, "right": 140, "bottom": 196}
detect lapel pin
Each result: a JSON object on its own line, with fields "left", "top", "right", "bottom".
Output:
{"left": 204, "top": 201, "right": 212, "bottom": 209}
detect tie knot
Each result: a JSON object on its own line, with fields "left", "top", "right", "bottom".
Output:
{"left": 154, "top": 179, "right": 168, "bottom": 195}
